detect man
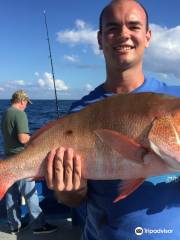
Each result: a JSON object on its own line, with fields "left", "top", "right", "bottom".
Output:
{"left": 1, "top": 90, "right": 57, "bottom": 234}
{"left": 45, "top": 1, "right": 180, "bottom": 239}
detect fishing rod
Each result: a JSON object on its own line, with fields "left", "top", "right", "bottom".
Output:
{"left": 43, "top": 10, "right": 60, "bottom": 119}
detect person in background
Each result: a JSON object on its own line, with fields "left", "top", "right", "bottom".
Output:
{"left": 1, "top": 90, "right": 57, "bottom": 235}
{"left": 45, "top": 0, "right": 180, "bottom": 239}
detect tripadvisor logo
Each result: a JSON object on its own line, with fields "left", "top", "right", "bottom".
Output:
{"left": 135, "top": 227, "right": 143, "bottom": 236}
{"left": 135, "top": 226, "right": 173, "bottom": 235}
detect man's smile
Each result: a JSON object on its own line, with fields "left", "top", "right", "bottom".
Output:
{"left": 113, "top": 44, "right": 135, "bottom": 53}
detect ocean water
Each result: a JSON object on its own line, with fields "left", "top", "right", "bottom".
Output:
{"left": 0, "top": 99, "right": 75, "bottom": 156}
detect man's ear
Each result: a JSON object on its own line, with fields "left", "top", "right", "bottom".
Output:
{"left": 145, "top": 29, "right": 152, "bottom": 48}
{"left": 97, "top": 31, "right": 103, "bottom": 50}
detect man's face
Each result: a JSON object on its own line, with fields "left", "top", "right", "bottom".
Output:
{"left": 98, "top": 0, "right": 151, "bottom": 70}
{"left": 21, "top": 100, "right": 28, "bottom": 110}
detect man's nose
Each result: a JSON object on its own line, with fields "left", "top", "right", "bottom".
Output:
{"left": 117, "top": 25, "right": 130, "bottom": 40}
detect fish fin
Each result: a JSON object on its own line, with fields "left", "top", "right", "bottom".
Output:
{"left": 113, "top": 178, "right": 145, "bottom": 203}
{"left": 94, "top": 129, "right": 147, "bottom": 163}
{"left": 149, "top": 116, "right": 180, "bottom": 162}
{"left": 0, "top": 176, "right": 14, "bottom": 200}
{"left": 0, "top": 176, "right": 44, "bottom": 199}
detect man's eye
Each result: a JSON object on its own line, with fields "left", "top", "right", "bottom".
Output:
{"left": 130, "top": 25, "right": 141, "bottom": 30}
{"left": 107, "top": 27, "right": 117, "bottom": 32}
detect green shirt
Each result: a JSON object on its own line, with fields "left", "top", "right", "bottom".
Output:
{"left": 1, "top": 106, "right": 29, "bottom": 155}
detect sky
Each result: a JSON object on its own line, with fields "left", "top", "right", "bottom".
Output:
{"left": 0, "top": 0, "right": 180, "bottom": 100}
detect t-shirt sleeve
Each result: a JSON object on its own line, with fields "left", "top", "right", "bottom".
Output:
{"left": 15, "top": 111, "right": 30, "bottom": 134}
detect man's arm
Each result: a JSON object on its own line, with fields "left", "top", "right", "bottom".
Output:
{"left": 18, "top": 133, "right": 30, "bottom": 144}
{"left": 16, "top": 111, "right": 30, "bottom": 144}
{"left": 45, "top": 147, "right": 87, "bottom": 207}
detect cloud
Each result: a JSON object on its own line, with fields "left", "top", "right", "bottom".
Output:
{"left": 37, "top": 78, "right": 45, "bottom": 87}
{"left": 85, "top": 83, "right": 93, "bottom": 92}
{"left": 2, "top": 80, "right": 29, "bottom": 90}
{"left": 144, "top": 24, "right": 180, "bottom": 79}
{"left": 55, "top": 80, "right": 68, "bottom": 91}
{"left": 37, "top": 72, "right": 69, "bottom": 91}
{"left": 57, "top": 20, "right": 180, "bottom": 82}
{"left": 76, "top": 19, "right": 86, "bottom": 29}
{"left": 14, "top": 80, "right": 25, "bottom": 86}
{"left": 64, "top": 54, "right": 79, "bottom": 62}
{"left": 57, "top": 19, "right": 100, "bottom": 55}
{"left": 35, "top": 72, "right": 40, "bottom": 77}
{"left": 0, "top": 73, "right": 69, "bottom": 99}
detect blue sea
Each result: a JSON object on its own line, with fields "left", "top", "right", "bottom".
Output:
{"left": 0, "top": 99, "right": 75, "bottom": 157}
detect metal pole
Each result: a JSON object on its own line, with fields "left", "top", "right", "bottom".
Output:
{"left": 43, "top": 10, "right": 60, "bottom": 118}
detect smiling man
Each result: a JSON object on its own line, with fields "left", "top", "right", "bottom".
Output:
{"left": 98, "top": 0, "right": 151, "bottom": 93}
{"left": 45, "top": 1, "right": 180, "bottom": 239}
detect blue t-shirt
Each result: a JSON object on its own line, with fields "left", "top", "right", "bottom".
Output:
{"left": 70, "top": 77, "right": 180, "bottom": 240}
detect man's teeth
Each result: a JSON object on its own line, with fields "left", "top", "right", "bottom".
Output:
{"left": 116, "top": 46, "right": 132, "bottom": 50}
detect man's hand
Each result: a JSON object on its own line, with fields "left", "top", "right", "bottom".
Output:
{"left": 18, "top": 133, "right": 30, "bottom": 144}
{"left": 45, "top": 147, "right": 87, "bottom": 207}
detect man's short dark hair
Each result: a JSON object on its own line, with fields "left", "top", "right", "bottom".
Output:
{"left": 99, "top": 0, "right": 149, "bottom": 32}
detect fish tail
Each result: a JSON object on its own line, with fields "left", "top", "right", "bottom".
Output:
{"left": 0, "top": 176, "right": 14, "bottom": 200}
{"left": 0, "top": 161, "right": 15, "bottom": 200}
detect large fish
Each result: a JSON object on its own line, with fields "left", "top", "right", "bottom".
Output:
{"left": 0, "top": 92, "right": 180, "bottom": 202}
